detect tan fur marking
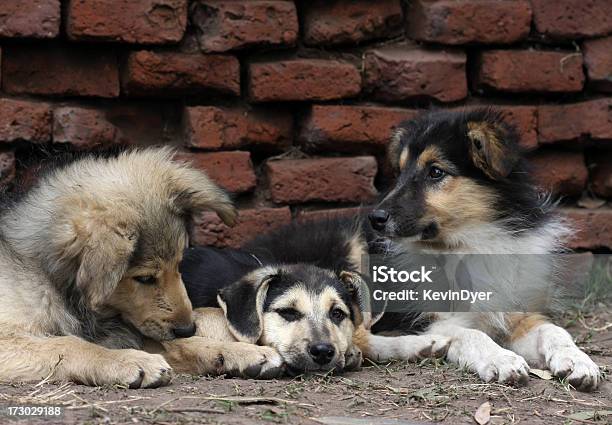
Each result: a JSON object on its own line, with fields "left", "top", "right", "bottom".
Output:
{"left": 467, "top": 121, "right": 516, "bottom": 180}
{"left": 416, "top": 146, "right": 443, "bottom": 169}
{"left": 388, "top": 128, "right": 407, "bottom": 172}
{"left": 192, "top": 308, "right": 237, "bottom": 341}
{"left": 347, "top": 233, "right": 367, "bottom": 273}
{"left": 508, "top": 313, "right": 549, "bottom": 342}
{"left": 352, "top": 325, "right": 373, "bottom": 358}
{"left": 422, "top": 176, "right": 497, "bottom": 240}
{"left": 398, "top": 147, "right": 409, "bottom": 170}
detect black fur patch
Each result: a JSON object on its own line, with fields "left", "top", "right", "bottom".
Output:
{"left": 181, "top": 246, "right": 262, "bottom": 308}
{"left": 245, "top": 216, "right": 367, "bottom": 273}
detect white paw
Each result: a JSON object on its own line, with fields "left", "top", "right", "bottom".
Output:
{"left": 548, "top": 347, "right": 600, "bottom": 391}
{"left": 476, "top": 349, "right": 529, "bottom": 386}
{"left": 115, "top": 350, "right": 173, "bottom": 389}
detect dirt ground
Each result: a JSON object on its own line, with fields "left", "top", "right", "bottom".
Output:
{"left": 1, "top": 306, "right": 610, "bottom": 425}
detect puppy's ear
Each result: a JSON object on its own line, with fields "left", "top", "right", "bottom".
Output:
{"left": 76, "top": 218, "right": 137, "bottom": 311}
{"left": 387, "top": 127, "right": 409, "bottom": 175}
{"left": 338, "top": 271, "right": 382, "bottom": 329}
{"left": 467, "top": 120, "right": 519, "bottom": 180}
{"left": 217, "top": 268, "right": 279, "bottom": 343}
{"left": 169, "top": 164, "right": 238, "bottom": 226}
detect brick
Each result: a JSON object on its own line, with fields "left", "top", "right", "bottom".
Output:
{"left": 248, "top": 59, "right": 361, "bottom": 102}
{"left": 0, "top": 150, "right": 16, "bottom": 188}
{"left": 192, "top": 1, "right": 298, "bottom": 52}
{"left": 0, "top": 0, "right": 60, "bottom": 38}
{"left": 53, "top": 107, "right": 122, "bottom": 150}
{"left": 531, "top": 0, "right": 612, "bottom": 39}
{"left": 0, "top": 99, "right": 52, "bottom": 143}
{"left": 66, "top": 0, "right": 187, "bottom": 44}
{"left": 183, "top": 106, "right": 292, "bottom": 150}
{"left": 538, "top": 99, "right": 612, "bottom": 144}
{"left": 3, "top": 46, "right": 119, "bottom": 98}
{"left": 296, "top": 206, "right": 364, "bottom": 222}
{"left": 590, "top": 151, "right": 612, "bottom": 198}
{"left": 300, "top": 105, "right": 419, "bottom": 151}
{"left": 123, "top": 51, "right": 240, "bottom": 96}
{"left": 583, "top": 36, "right": 612, "bottom": 92}
{"left": 192, "top": 207, "right": 291, "bottom": 248}
{"left": 178, "top": 151, "right": 256, "bottom": 193}
{"left": 102, "top": 103, "right": 180, "bottom": 146}
{"left": 528, "top": 151, "right": 587, "bottom": 196}
{"left": 407, "top": 0, "right": 531, "bottom": 45}
{"left": 563, "top": 208, "right": 612, "bottom": 250}
{"left": 302, "top": 0, "right": 402, "bottom": 46}
{"left": 474, "top": 50, "right": 584, "bottom": 93}
{"left": 266, "top": 157, "right": 378, "bottom": 204}
{"left": 495, "top": 105, "right": 538, "bottom": 150}
{"left": 364, "top": 46, "right": 467, "bottom": 103}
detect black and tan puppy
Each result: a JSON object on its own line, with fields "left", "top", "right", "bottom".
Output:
{"left": 242, "top": 108, "right": 601, "bottom": 391}
{"left": 181, "top": 246, "right": 450, "bottom": 375}
{"left": 373, "top": 108, "right": 600, "bottom": 390}
{"left": 182, "top": 253, "right": 364, "bottom": 374}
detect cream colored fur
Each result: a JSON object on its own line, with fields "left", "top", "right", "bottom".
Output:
{"left": 0, "top": 148, "right": 282, "bottom": 387}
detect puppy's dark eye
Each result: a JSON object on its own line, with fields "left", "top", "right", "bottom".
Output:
{"left": 330, "top": 308, "right": 347, "bottom": 324}
{"left": 134, "top": 275, "right": 156, "bottom": 285}
{"left": 276, "top": 308, "right": 302, "bottom": 322}
{"left": 428, "top": 166, "right": 446, "bottom": 180}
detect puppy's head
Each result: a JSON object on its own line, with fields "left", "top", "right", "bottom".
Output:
{"left": 371, "top": 108, "right": 540, "bottom": 249}
{"left": 51, "top": 148, "right": 237, "bottom": 341}
{"left": 218, "top": 265, "right": 367, "bottom": 374}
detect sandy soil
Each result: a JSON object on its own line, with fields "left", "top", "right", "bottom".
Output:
{"left": 1, "top": 307, "right": 610, "bottom": 425}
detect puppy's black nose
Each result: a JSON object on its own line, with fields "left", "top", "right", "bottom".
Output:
{"left": 368, "top": 209, "right": 389, "bottom": 231}
{"left": 309, "top": 343, "right": 335, "bottom": 365}
{"left": 173, "top": 322, "right": 196, "bottom": 338}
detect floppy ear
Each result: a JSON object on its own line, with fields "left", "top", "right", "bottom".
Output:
{"left": 217, "top": 268, "right": 279, "bottom": 343}
{"left": 76, "top": 218, "right": 137, "bottom": 311}
{"left": 168, "top": 163, "right": 238, "bottom": 226}
{"left": 467, "top": 121, "right": 519, "bottom": 180}
{"left": 338, "top": 271, "right": 383, "bottom": 330}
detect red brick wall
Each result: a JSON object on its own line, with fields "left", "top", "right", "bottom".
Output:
{"left": 0, "top": 0, "right": 611, "bottom": 251}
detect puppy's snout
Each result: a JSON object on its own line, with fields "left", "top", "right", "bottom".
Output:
{"left": 368, "top": 209, "right": 389, "bottom": 231}
{"left": 309, "top": 342, "right": 335, "bottom": 365}
{"left": 172, "top": 322, "right": 196, "bottom": 338}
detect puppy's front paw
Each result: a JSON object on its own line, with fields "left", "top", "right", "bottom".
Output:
{"left": 548, "top": 347, "right": 600, "bottom": 391}
{"left": 344, "top": 345, "right": 363, "bottom": 371}
{"left": 476, "top": 349, "right": 529, "bottom": 386}
{"left": 114, "top": 350, "right": 173, "bottom": 389}
{"left": 224, "top": 344, "right": 284, "bottom": 379}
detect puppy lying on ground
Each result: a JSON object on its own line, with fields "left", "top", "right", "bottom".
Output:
{"left": 0, "top": 148, "right": 283, "bottom": 388}
{"left": 180, "top": 246, "right": 450, "bottom": 375}
{"left": 243, "top": 108, "right": 601, "bottom": 391}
